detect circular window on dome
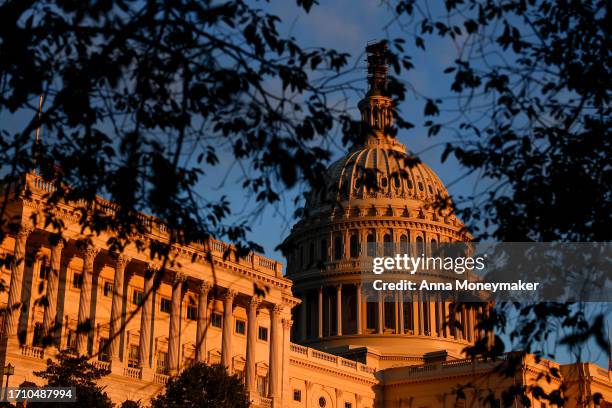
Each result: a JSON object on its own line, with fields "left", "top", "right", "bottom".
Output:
{"left": 418, "top": 182, "right": 424, "bottom": 191}
{"left": 407, "top": 179, "right": 413, "bottom": 189}
{"left": 428, "top": 185, "right": 433, "bottom": 194}
{"left": 319, "top": 397, "right": 327, "bottom": 407}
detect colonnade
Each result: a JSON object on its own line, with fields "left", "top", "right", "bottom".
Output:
{"left": 1, "top": 225, "right": 288, "bottom": 403}
{"left": 298, "top": 283, "right": 485, "bottom": 343}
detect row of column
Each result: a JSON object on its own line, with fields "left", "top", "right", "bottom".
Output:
{"left": 298, "top": 284, "right": 485, "bottom": 342}
{"left": 2, "top": 227, "right": 288, "bottom": 403}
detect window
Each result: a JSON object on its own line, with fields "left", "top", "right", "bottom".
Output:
{"left": 160, "top": 297, "right": 171, "bottom": 314}
{"left": 234, "top": 369, "right": 245, "bottom": 384}
{"left": 66, "top": 330, "right": 77, "bottom": 351}
{"left": 39, "top": 263, "right": 50, "bottom": 279}
{"left": 400, "top": 234, "right": 408, "bottom": 254}
{"left": 156, "top": 351, "right": 168, "bottom": 374}
{"left": 32, "top": 322, "right": 43, "bottom": 347}
{"left": 72, "top": 272, "right": 83, "bottom": 289}
{"left": 320, "top": 239, "right": 328, "bottom": 262}
{"left": 383, "top": 233, "right": 393, "bottom": 256}
{"left": 418, "top": 181, "right": 424, "bottom": 191}
{"left": 98, "top": 338, "right": 110, "bottom": 362}
{"left": 345, "top": 403, "right": 353, "bottom": 408}
{"left": 350, "top": 234, "right": 359, "bottom": 258}
{"left": 293, "top": 389, "right": 302, "bottom": 402}
{"left": 319, "top": 397, "right": 327, "bottom": 407}
{"left": 416, "top": 236, "right": 424, "bottom": 256}
{"left": 333, "top": 236, "right": 343, "bottom": 260}
{"left": 211, "top": 312, "right": 223, "bottom": 328}
{"left": 367, "top": 233, "right": 376, "bottom": 257}
{"left": 187, "top": 300, "right": 197, "bottom": 321}
{"left": 256, "top": 376, "right": 268, "bottom": 396}
{"left": 132, "top": 290, "right": 143, "bottom": 306}
{"left": 128, "top": 345, "right": 140, "bottom": 368}
{"left": 103, "top": 281, "right": 113, "bottom": 297}
{"left": 258, "top": 326, "right": 268, "bottom": 341}
{"left": 235, "top": 319, "right": 246, "bottom": 335}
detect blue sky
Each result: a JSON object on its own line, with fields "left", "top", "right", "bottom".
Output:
{"left": 211, "top": 0, "right": 482, "bottom": 258}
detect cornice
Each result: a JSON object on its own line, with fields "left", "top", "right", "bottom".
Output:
{"left": 289, "top": 357, "right": 379, "bottom": 386}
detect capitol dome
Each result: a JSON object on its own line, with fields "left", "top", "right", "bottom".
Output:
{"left": 283, "top": 42, "right": 481, "bottom": 369}
{"left": 307, "top": 135, "right": 453, "bottom": 220}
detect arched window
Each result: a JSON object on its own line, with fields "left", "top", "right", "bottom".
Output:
{"left": 320, "top": 239, "right": 328, "bottom": 263}
{"left": 430, "top": 238, "right": 438, "bottom": 257}
{"left": 400, "top": 234, "right": 408, "bottom": 254}
{"left": 367, "top": 233, "right": 376, "bottom": 257}
{"left": 383, "top": 233, "right": 393, "bottom": 256}
{"left": 416, "top": 236, "right": 424, "bottom": 256}
{"left": 350, "top": 234, "right": 360, "bottom": 258}
{"left": 333, "top": 236, "right": 343, "bottom": 260}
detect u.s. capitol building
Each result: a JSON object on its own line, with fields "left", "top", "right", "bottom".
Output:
{"left": 0, "top": 44, "right": 609, "bottom": 408}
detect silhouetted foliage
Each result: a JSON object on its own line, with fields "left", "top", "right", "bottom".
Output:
{"left": 120, "top": 400, "right": 143, "bottom": 408}
{"left": 150, "top": 363, "right": 249, "bottom": 408}
{"left": 30, "top": 350, "right": 112, "bottom": 408}
{"left": 387, "top": 0, "right": 610, "bottom": 405}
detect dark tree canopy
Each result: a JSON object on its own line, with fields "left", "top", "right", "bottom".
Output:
{"left": 150, "top": 363, "right": 249, "bottom": 408}
{"left": 389, "top": 0, "right": 610, "bottom": 242}
{"left": 0, "top": 0, "right": 357, "bottom": 258}
{"left": 30, "top": 350, "right": 113, "bottom": 408}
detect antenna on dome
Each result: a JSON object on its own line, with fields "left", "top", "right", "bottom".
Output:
{"left": 365, "top": 40, "right": 389, "bottom": 95}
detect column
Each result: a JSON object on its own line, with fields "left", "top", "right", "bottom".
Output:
{"left": 4, "top": 225, "right": 33, "bottom": 338}
{"left": 429, "top": 299, "right": 437, "bottom": 336}
{"left": 411, "top": 294, "right": 419, "bottom": 335}
{"left": 418, "top": 296, "right": 425, "bottom": 335}
{"left": 299, "top": 293, "right": 307, "bottom": 341}
{"left": 436, "top": 299, "right": 444, "bottom": 337}
{"left": 444, "top": 302, "right": 452, "bottom": 338}
{"left": 139, "top": 265, "right": 156, "bottom": 371}
{"left": 281, "top": 318, "right": 293, "bottom": 406}
{"left": 377, "top": 291, "right": 383, "bottom": 334}
{"left": 317, "top": 287, "right": 323, "bottom": 338}
{"left": 356, "top": 283, "right": 362, "bottom": 335}
{"left": 221, "top": 289, "right": 236, "bottom": 370}
{"left": 168, "top": 272, "right": 185, "bottom": 375}
{"left": 336, "top": 284, "right": 342, "bottom": 336}
{"left": 394, "top": 293, "right": 399, "bottom": 333}
{"left": 109, "top": 254, "right": 130, "bottom": 363}
{"left": 42, "top": 239, "right": 64, "bottom": 346}
{"left": 245, "top": 297, "right": 260, "bottom": 397}
{"left": 76, "top": 245, "right": 99, "bottom": 355}
{"left": 268, "top": 305, "right": 282, "bottom": 407}
{"left": 398, "top": 290, "right": 404, "bottom": 335}
{"left": 195, "top": 281, "right": 212, "bottom": 362}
